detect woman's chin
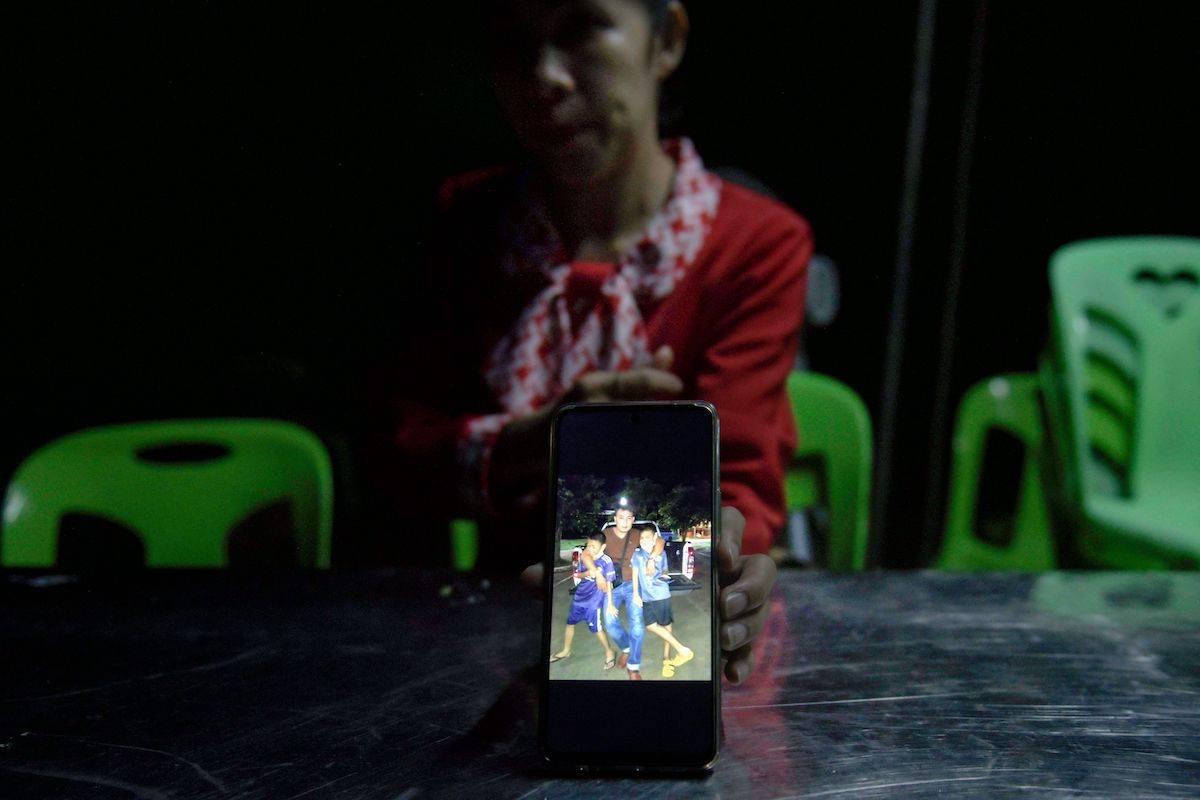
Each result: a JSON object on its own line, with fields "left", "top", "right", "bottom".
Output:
{"left": 539, "top": 149, "right": 614, "bottom": 188}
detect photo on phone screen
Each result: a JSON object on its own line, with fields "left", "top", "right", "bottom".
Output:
{"left": 541, "top": 402, "right": 719, "bottom": 770}
{"left": 548, "top": 474, "right": 713, "bottom": 682}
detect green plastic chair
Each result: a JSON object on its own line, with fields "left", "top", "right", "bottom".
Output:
{"left": 2, "top": 419, "right": 334, "bottom": 568}
{"left": 936, "top": 374, "right": 1056, "bottom": 571}
{"left": 1045, "top": 236, "right": 1200, "bottom": 569}
{"left": 785, "top": 371, "right": 872, "bottom": 571}
{"left": 449, "top": 518, "right": 479, "bottom": 572}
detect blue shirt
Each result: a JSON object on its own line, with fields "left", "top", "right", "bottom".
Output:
{"left": 573, "top": 552, "right": 616, "bottom": 606}
{"left": 631, "top": 548, "right": 671, "bottom": 601}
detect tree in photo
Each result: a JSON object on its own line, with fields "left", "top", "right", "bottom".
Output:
{"left": 616, "top": 477, "right": 711, "bottom": 534}
{"left": 557, "top": 475, "right": 609, "bottom": 539}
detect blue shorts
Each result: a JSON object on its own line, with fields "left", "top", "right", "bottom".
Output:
{"left": 642, "top": 598, "right": 673, "bottom": 627}
{"left": 567, "top": 600, "right": 603, "bottom": 633}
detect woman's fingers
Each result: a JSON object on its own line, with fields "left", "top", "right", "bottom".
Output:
{"left": 520, "top": 563, "right": 543, "bottom": 594}
{"left": 572, "top": 371, "right": 613, "bottom": 401}
{"left": 720, "top": 553, "right": 776, "bottom": 620}
{"left": 720, "top": 596, "right": 768, "bottom": 652}
{"left": 575, "top": 368, "right": 683, "bottom": 402}
{"left": 723, "top": 642, "right": 755, "bottom": 685}
{"left": 614, "top": 368, "right": 683, "bottom": 400}
{"left": 717, "top": 506, "right": 745, "bottom": 579}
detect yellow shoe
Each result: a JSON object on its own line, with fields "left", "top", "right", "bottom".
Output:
{"left": 671, "top": 649, "right": 695, "bottom": 668}
{"left": 662, "top": 661, "right": 676, "bottom": 678}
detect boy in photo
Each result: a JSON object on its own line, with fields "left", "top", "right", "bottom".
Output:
{"left": 632, "top": 527, "right": 694, "bottom": 677}
{"left": 551, "top": 531, "right": 618, "bottom": 670}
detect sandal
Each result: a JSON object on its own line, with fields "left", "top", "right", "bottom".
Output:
{"left": 662, "top": 661, "right": 676, "bottom": 678}
{"left": 604, "top": 656, "right": 616, "bottom": 670}
{"left": 549, "top": 653, "right": 570, "bottom": 663}
{"left": 671, "top": 649, "right": 695, "bottom": 668}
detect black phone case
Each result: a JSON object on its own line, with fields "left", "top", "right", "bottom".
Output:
{"left": 537, "top": 401, "right": 721, "bottom": 773}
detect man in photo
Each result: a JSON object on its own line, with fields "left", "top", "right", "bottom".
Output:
{"left": 550, "top": 531, "right": 617, "bottom": 670}
{"left": 633, "top": 526, "right": 693, "bottom": 677}
{"left": 602, "top": 501, "right": 662, "bottom": 680}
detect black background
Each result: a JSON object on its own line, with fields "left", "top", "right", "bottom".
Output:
{"left": 556, "top": 404, "right": 714, "bottom": 489}
{"left": 7, "top": 2, "right": 1198, "bottom": 566}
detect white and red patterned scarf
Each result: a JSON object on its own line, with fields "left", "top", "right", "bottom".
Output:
{"left": 459, "top": 138, "right": 721, "bottom": 511}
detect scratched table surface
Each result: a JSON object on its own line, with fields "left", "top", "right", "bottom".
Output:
{"left": 0, "top": 569, "right": 1197, "bottom": 799}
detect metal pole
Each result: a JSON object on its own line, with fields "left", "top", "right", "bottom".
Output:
{"left": 870, "top": 0, "right": 938, "bottom": 568}
{"left": 921, "top": 0, "right": 990, "bottom": 560}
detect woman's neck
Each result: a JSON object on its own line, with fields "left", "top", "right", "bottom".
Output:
{"left": 544, "top": 131, "right": 676, "bottom": 262}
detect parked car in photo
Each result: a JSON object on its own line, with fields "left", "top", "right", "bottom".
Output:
{"left": 579, "top": 519, "right": 699, "bottom": 592}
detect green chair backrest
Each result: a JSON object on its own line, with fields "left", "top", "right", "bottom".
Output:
{"left": 2, "top": 419, "right": 333, "bottom": 568}
{"left": 449, "top": 518, "right": 480, "bottom": 572}
{"left": 785, "top": 371, "right": 871, "bottom": 571}
{"left": 936, "top": 374, "right": 1055, "bottom": 571}
{"left": 1047, "top": 236, "right": 1200, "bottom": 568}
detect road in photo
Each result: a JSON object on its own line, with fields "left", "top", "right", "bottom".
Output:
{"left": 548, "top": 550, "right": 713, "bottom": 681}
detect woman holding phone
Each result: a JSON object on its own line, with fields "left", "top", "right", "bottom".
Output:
{"left": 372, "top": 0, "right": 803, "bottom": 683}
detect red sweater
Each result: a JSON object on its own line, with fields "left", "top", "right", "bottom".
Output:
{"left": 375, "top": 168, "right": 811, "bottom": 560}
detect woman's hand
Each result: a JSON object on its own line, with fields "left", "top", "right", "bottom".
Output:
{"left": 563, "top": 353, "right": 682, "bottom": 404}
{"left": 717, "top": 507, "right": 777, "bottom": 684}
{"left": 490, "top": 347, "right": 680, "bottom": 503}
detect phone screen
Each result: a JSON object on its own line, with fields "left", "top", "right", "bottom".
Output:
{"left": 539, "top": 402, "right": 719, "bottom": 771}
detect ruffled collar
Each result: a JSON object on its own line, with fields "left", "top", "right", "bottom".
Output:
{"left": 498, "top": 137, "right": 722, "bottom": 304}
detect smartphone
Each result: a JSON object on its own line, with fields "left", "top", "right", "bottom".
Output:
{"left": 539, "top": 401, "right": 720, "bottom": 772}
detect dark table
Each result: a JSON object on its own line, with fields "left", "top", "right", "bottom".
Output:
{"left": 1, "top": 569, "right": 1197, "bottom": 799}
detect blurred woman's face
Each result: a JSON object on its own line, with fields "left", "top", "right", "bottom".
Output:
{"left": 489, "top": 0, "right": 665, "bottom": 187}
